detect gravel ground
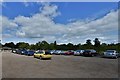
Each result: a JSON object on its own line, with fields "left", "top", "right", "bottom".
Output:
{"left": 2, "top": 51, "right": 118, "bottom": 78}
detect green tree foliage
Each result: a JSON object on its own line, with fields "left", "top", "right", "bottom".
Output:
{"left": 86, "top": 39, "right": 92, "bottom": 45}
{"left": 2, "top": 38, "right": 120, "bottom": 53}
{"left": 29, "top": 44, "right": 37, "bottom": 50}
{"left": 3, "top": 42, "right": 15, "bottom": 48}
{"left": 49, "top": 43, "right": 55, "bottom": 50}
{"left": 94, "top": 38, "right": 100, "bottom": 47}
{"left": 82, "top": 39, "right": 93, "bottom": 49}
{"left": 41, "top": 41, "right": 49, "bottom": 50}
{"left": 67, "top": 43, "right": 74, "bottom": 50}
{"left": 54, "top": 41, "right": 57, "bottom": 49}
{"left": 94, "top": 38, "right": 101, "bottom": 52}
{"left": 16, "top": 42, "right": 29, "bottom": 49}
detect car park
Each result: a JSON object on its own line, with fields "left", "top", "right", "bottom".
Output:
{"left": 34, "top": 50, "right": 52, "bottom": 60}
{"left": 103, "top": 50, "right": 119, "bottom": 59}
{"left": 74, "top": 50, "right": 84, "bottom": 56}
{"left": 83, "top": 49, "right": 98, "bottom": 57}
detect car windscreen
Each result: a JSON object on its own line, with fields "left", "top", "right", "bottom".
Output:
{"left": 36, "top": 51, "right": 44, "bottom": 54}
{"left": 29, "top": 51, "right": 34, "bottom": 53}
{"left": 76, "top": 50, "right": 83, "bottom": 52}
{"left": 84, "top": 50, "right": 91, "bottom": 52}
{"left": 45, "top": 52, "right": 51, "bottom": 55}
{"left": 106, "top": 51, "right": 114, "bottom": 53}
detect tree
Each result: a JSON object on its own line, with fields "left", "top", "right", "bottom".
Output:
{"left": 40, "top": 41, "right": 49, "bottom": 50}
{"left": 86, "top": 39, "right": 92, "bottom": 45}
{"left": 36, "top": 41, "right": 41, "bottom": 50}
{"left": 16, "top": 42, "right": 29, "bottom": 49}
{"left": 4, "top": 42, "right": 15, "bottom": 48}
{"left": 67, "top": 43, "right": 74, "bottom": 50}
{"left": 94, "top": 38, "right": 101, "bottom": 52}
{"left": 29, "top": 44, "right": 37, "bottom": 50}
{"left": 49, "top": 43, "right": 55, "bottom": 50}
{"left": 57, "top": 44, "right": 67, "bottom": 50}
{"left": 94, "top": 38, "right": 100, "bottom": 47}
{"left": 83, "top": 39, "right": 93, "bottom": 49}
{"left": 76, "top": 43, "right": 81, "bottom": 50}
{"left": 54, "top": 41, "right": 57, "bottom": 49}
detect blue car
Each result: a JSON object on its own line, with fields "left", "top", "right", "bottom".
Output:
{"left": 25, "top": 50, "right": 35, "bottom": 56}
{"left": 16, "top": 49, "right": 27, "bottom": 54}
{"left": 20, "top": 49, "right": 28, "bottom": 55}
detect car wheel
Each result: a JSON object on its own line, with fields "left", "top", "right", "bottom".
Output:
{"left": 91, "top": 54, "right": 94, "bottom": 57}
{"left": 34, "top": 55, "right": 35, "bottom": 58}
{"left": 39, "top": 56, "right": 42, "bottom": 60}
{"left": 115, "top": 56, "right": 118, "bottom": 59}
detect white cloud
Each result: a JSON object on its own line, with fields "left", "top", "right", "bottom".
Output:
{"left": 2, "top": 16, "right": 18, "bottom": 29}
{"left": 1, "top": 16, "right": 18, "bottom": 39}
{"left": 0, "top": 0, "right": 3, "bottom": 2}
{"left": 2, "top": 3, "right": 118, "bottom": 44}
{"left": 40, "top": 3, "right": 61, "bottom": 18}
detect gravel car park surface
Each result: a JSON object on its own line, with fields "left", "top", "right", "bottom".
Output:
{"left": 2, "top": 51, "right": 118, "bottom": 78}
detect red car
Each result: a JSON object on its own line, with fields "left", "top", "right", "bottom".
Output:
{"left": 65, "top": 50, "right": 74, "bottom": 55}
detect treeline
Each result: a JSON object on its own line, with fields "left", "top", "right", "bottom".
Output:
{"left": 2, "top": 38, "right": 120, "bottom": 52}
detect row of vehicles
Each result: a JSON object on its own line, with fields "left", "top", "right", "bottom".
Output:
{"left": 50, "top": 49, "right": 119, "bottom": 58}
{"left": 12, "top": 49, "right": 52, "bottom": 60}
{"left": 74, "top": 49, "right": 119, "bottom": 58}
{"left": 12, "top": 49, "right": 120, "bottom": 59}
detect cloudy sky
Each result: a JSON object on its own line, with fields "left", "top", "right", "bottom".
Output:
{"left": 1, "top": 2, "right": 118, "bottom": 44}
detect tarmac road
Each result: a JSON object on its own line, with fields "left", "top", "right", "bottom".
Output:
{"left": 2, "top": 51, "right": 118, "bottom": 78}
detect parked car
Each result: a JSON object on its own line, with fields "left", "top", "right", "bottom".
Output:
{"left": 74, "top": 50, "right": 84, "bottom": 56}
{"left": 49, "top": 50, "right": 55, "bottom": 54}
{"left": 60, "top": 51, "right": 66, "bottom": 55}
{"left": 103, "top": 50, "right": 119, "bottom": 59}
{"left": 16, "top": 49, "right": 22, "bottom": 54}
{"left": 12, "top": 49, "right": 18, "bottom": 53}
{"left": 20, "top": 49, "right": 28, "bottom": 55}
{"left": 16, "top": 49, "right": 27, "bottom": 55}
{"left": 64, "top": 50, "right": 74, "bottom": 55}
{"left": 24, "top": 50, "right": 35, "bottom": 56}
{"left": 52, "top": 50, "right": 62, "bottom": 55}
{"left": 34, "top": 50, "right": 52, "bottom": 60}
{"left": 83, "top": 49, "right": 98, "bottom": 57}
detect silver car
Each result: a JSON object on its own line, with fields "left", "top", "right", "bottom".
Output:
{"left": 74, "top": 50, "right": 84, "bottom": 56}
{"left": 103, "top": 50, "right": 118, "bottom": 59}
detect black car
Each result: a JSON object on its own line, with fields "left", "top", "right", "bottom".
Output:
{"left": 83, "top": 49, "right": 98, "bottom": 57}
{"left": 12, "top": 49, "right": 17, "bottom": 53}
